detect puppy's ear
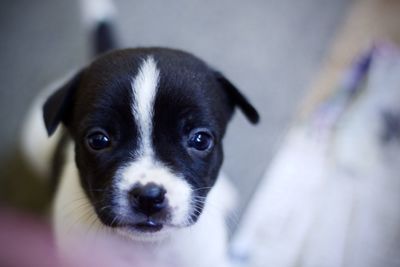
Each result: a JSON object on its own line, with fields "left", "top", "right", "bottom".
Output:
{"left": 215, "top": 71, "right": 260, "bottom": 124}
{"left": 43, "top": 71, "right": 83, "bottom": 136}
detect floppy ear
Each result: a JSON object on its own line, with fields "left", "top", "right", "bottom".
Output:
{"left": 43, "top": 71, "right": 83, "bottom": 136}
{"left": 214, "top": 71, "right": 260, "bottom": 124}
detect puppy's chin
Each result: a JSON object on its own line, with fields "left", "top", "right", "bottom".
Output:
{"left": 115, "top": 224, "right": 177, "bottom": 242}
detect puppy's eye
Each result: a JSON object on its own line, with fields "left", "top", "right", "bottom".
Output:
{"left": 188, "top": 130, "right": 213, "bottom": 151}
{"left": 87, "top": 131, "right": 111, "bottom": 151}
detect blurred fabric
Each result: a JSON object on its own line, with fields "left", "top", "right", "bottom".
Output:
{"left": 231, "top": 44, "right": 400, "bottom": 267}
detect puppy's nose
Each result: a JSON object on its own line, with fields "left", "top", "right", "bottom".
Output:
{"left": 128, "top": 183, "right": 167, "bottom": 215}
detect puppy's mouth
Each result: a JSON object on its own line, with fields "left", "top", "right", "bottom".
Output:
{"left": 130, "top": 219, "right": 163, "bottom": 233}
{"left": 112, "top": 215, "right": 169, "bottom": 235}
{"left": 114, "top": 218, "right": 177, "bottom": 242}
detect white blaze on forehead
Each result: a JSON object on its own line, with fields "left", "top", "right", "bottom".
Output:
{"left": 131, "top": 56, "right": 160, "bottom": 156}
{"left": 116, "top": 56, "right": 193, "bottom": 227}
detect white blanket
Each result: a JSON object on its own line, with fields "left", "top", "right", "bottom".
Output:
{"left": 231, "top": 43, "right": 400, "bottom": 267}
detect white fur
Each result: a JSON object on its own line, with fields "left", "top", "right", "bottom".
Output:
{"left": 52, "top": 143, "right": 105, "bottom": 247}
{"left": 53, "top": 143, "right": 233, "bottom": 267}
{"left": 80, "top": 0, "right": 116, "bottom": 28}
{"left": 131, "top": 56, "right": 160, "bottom": 157}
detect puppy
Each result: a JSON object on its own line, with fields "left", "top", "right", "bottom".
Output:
{"left": 22, "top": 0, "right": 259, "bottom": 266}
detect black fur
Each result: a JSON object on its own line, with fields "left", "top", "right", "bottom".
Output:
{"left": 94, "top": 21, "right": 117, "bottom": 55}
{"left": 43, "top": 71, "right": 83, "bottom": 136}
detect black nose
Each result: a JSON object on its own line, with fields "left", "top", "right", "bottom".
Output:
{"left": 128, "top": 183, "right": 167, "bottom": 215}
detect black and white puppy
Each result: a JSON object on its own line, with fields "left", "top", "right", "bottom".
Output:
{"left": 22, "top": 0, "right": 259, "bottom": 266}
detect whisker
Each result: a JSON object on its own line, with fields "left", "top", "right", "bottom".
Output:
{"left": 65, "top": 206, "right": 95, "bottom": 235}
{"left": 190, "top": 197, "right": 240, "bottom": 232}
{"left": 191, "top": 186, "right": 213, "bottom": 192}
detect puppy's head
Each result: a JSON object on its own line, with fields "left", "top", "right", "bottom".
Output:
{"left": 44, "top": 48, "right": 259, "bottom": 239}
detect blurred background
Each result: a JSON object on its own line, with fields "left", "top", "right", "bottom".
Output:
{"left": 0, "top": 0, "right": 349, "bottom": 213}
{"left": 2, "top": 0, "right": 400, "bottom": 266}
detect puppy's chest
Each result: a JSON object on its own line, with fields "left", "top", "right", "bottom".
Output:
{"left": 123, "top": 212, "right": 229, "bottom": 267}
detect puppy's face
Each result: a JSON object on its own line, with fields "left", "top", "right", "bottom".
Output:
{"left": 44, "top": 48, "right": 258, "bottom": 239}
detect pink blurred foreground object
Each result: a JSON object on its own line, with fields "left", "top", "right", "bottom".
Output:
{"left": 0, "top": 208, "right": 165, "bottom": 267}
{"left": 0, "top": 208, "right": 59, "bottom": 267}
